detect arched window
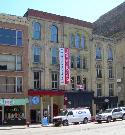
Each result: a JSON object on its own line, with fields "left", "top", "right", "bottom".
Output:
{"left": 75, "top": 33, "right": 81, "bottom": 48}
{"left": 96, "top": 47, "right": 101, "bottom": 59}
{"left": 108, "top": 48, "right": 113, "bottom": 60}
{"left": 70, "top": 33, "right": 75, "bottom": 47}
{"left": 51, "top": 25, "right": 58, "bottom": 42}
{"left": 32, "top": 22, "right": 41, "bottom": 40}
{"left": 81, "top": 34, "right": 86, "bottom": 49}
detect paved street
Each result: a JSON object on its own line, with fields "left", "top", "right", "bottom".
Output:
{"left": 0, "top": 120, "right": 125, "bottom": 135}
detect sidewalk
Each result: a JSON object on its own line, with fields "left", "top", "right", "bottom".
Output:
{"left": 0, "top": 124, "right": 53, "bottom": 130}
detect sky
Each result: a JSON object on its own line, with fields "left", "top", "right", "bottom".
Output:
{"left": 0, "top": 0, "right": 125, "bottom": 22}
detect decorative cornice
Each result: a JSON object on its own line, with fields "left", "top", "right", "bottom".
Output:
{"left": 24, "top": 9, "right": 93, "bottom": 29}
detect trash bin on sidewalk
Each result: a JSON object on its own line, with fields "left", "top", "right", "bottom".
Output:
{"left": 41, "top": 117, "right": 49, "bottom": 126}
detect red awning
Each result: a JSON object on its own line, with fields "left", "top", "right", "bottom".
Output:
{"left": 28, "top": 89, "right": 65, "bottom": 96}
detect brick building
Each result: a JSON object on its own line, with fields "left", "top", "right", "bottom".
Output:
{"left": 0, "top": 14, "right": 29, "bottom": 125}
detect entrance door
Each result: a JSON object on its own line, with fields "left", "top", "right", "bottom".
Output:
{"left": 53, "top": 104, "right": 59, "bottom": 116}
{"left": 30, "top": 110, "right": 36, "bottom": 123}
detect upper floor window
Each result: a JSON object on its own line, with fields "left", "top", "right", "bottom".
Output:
{"left": 96, "top": 47, "right": 102, "bottom": 59}
{"left": 97, "top": 83, "right": 102, "bottom": 96}
{"left": 71, "top": 76, "right": 75, "bottom": 91}
{"left": 81, "top": 34, "right": 86, "bottom": 49}
{"left": 108, "top": 48, "right": 113, "bottom": 60}
{"left": 75, "top": 33, "right": 81, "bottom": 48}
{"left": 51, "top": 25, "right": 58, "bottom": 42}
{"left": 0, "top": 28, "right": 22, "bottom": 46}
{"left": 71, "top": 56, "right": 75, "bottom": 68}
{"left": 33, "top": 47, "right": 41, "bottom": 63}
{"left": 16, "top": 77, "right": 22, "bottom": 93}
{"left": 0, "top": 54, "right": 22, "bottom": 71}
{"left": 52, "top": 48, "right": 58, "bottom": 65}
{"left": 32, "top": 22, "right": 41, "bottom": 40}
{"left": 82, "top": 77, "right": 87, "bottom": 90}
{"left": 77, "top": 54, "right": 81, "bottom": 68}
{"left": 77, "top": 75, "right": 81, "bottom": 85}
{"left": 70, "top": 33, "right": 75, "bottom": 48}
{"left": 109, "top": 83, "right": 114, "bottom": 96}
{"left": 96, "top": 65, "right": 102, "bottom": 78}
{"left": 52, "top": 72, "right": 58, "bottom": 89}
{"left": 0, "top": 76, "right": 22, "bottom": 93}
{"left": 16, "top": 55, "right": 22, "bottom": 71}
{"left": 83, "top": 57, "right": 87, "bottom": 69}
{"left": 109, "top": 65, "right": 113, "bottom": 78}
{"left": 34, "top": 71, "right": 41, "bottom": 89}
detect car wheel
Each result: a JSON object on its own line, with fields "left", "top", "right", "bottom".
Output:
{"left": 113, "top": 118, "right": 116, "bottom": 122}
{"left": 122, "top": 114, "right": 125, "bottom": 120}
{"left": 107, "top": 116, "right": 112, "bottom": 123}
{"left": 97, "top": 120, "right": 102, "bottom": 124}
{"left": 83, "top": 118, "right": 88, "bottom": 124}
{"left": 63, "top": 120, "right": 69, "bottom": 126}
{"left": 74, "top": 122, "right": 79, "bottom": 125}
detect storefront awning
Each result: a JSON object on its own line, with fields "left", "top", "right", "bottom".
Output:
{"left": 28, "top": 89, "right": 65, "bottom": 96}
{"left": 0, "top": 98, "right": 29, "bottom": 106}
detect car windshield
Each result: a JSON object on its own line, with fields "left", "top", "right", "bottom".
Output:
{"left": 99, "top": 109, "right": 112, "bottom": 114}
{"left": 59, "top": 110, "right": 68, "bottom": 116}
{"left": 121, "top": 107, "right": 125, "bottom": 111}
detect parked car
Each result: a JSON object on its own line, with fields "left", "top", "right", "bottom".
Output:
{"left": 119, "top": 107, "right": 125, "bottom": 120}
{"left": 53, "top": 108, "right": 91, "bottom": 126}
{"left": 96, "top": 107, "right": 125, "bottom": 123}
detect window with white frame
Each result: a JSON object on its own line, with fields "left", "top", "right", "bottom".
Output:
{"left": 16, "top": 55, "right": 22, "bottom": 70}
{"left": 77, "top": 75, "right": 81, "bottom": 85}
{"left": 71, "top": 56, "right": 75, "bottom": 68}
{"left": 96, "top": 47, "right": 102, "bottom": 59}
{"left": 109, "top": 65, "right": 113, "bottom": 78}
{"left": 52, "top": 48, "right": 58, "bottom": 65}
{"left": 81, "top": 34, "right": 86, "bottom": 49}
{"left": 16, "top": 77, "right": 22, "bottom": 92}
{"left": 83, "top": 78, "right": 87, "bottom": 90}
{"left": 34, "top": 71, "right": 41, "bottom": 89}
{"left": 70, "top": 33, "right": 75, "bottom": 48}
{"left": 77, "top": 54, "right": 81, "bottom": 68}
{"left": 96, "top": 64, "right": 102, "bottom": 78}
{"left": 109, "top": 83, "right": 114, "bottom": 96}
{"left": 0, "top": 28, "right": 23, "bottom": 46}
{"left": 51, "top": 25, "right": 58, "bottom": 42}
{"left": 71, "top": 76, "right": 75, "bottom": 90}
{"left": 6, "top": 77, "right": 15, "bottom": 93}
{"left": 33, "top": 47, "right": 41, "bottom": 63}
{"left": 75, "top": 33, "right": 81, "bottom": 48}
{"left": 83, "top": 57, "right": 87, "bottom": 69}
{"left": 32, "top": 21, "right": 41, "bottom": 40}
{"left": 0, "top": 76, "right": 22, "bottom": 93}
{"left": 0, "top": 54, "right": 22, "bottom": 71}
{"left": 97, "top": 83, "right": 102, "bottom": 96}
{"left": 52, "top": 72, "right": 58, "bottom": 89}
{"left": 108, "top": 48, "right": 113, "bottom": 60}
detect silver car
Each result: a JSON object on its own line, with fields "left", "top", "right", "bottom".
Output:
{"left": 96, "top": 107, "right": 125, "bottom": 123}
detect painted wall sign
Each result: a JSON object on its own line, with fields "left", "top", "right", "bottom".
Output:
{"left": 0, "top": 98, "right": 29, "bottom": 106}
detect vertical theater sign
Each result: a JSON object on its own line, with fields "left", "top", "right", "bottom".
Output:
{"left": 59, "top": 48, "right": 70, "bottom": 85}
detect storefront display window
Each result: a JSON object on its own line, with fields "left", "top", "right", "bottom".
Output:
{"left": 3, "top": 106, "right": 26, "bottom": 125}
